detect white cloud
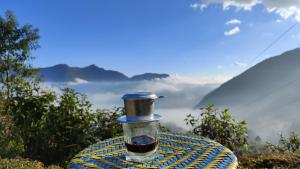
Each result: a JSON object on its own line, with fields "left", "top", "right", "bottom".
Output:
{"left": 224, "top": 26, "right": 240, "bottom": 36}
{"left": 68, "top": 78, "right": 89, "bottom": 85}
{"left": 192, "top": 0, "right": 300, "bottom": 22}
{"left": 276, "top": 19, "right": 282, "bottom": 23}
{"left": 49, "top": 75, "right": 231, "bottom": 109}
{"left": 234, "top": 61, "right": 248, "bottom": 67}
{"left": 264, "top": 0, "right": 300, "bottom": 21}
{"left": 190, "top": 3, "right": 207, "bottom": 10}
{"left": 192, "top": 0, "right": 260, "bottom": 11}
{"left": 42, "top": 73, "right": 297, "bottom": 140}
{"left": 226, "top": 19, "right": 241, "bottom": 25}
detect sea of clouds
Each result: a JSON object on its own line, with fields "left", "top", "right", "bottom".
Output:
{"left": 44, "top": 75, "right": 228, "bottom": 131}
{"left": 43, "top": 74, "right": 298, "bottom": 142}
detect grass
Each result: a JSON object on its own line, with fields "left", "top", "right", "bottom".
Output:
{"left": 238, "top": 152, "right": 300, "bottom": 169}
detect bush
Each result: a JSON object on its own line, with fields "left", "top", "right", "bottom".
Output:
{"left": 0, "top": 96, "right": 24, "bottom": 158}
{"left": 0, "top": 158, "right": 62, "bottom": 169}
{"left": 7, "top": 86, "right": 123, "bottom": 166}
{"left": 6, "top": 89, "right": 95, "bottom": 165}
{"left": 185, "top": 104, "right": 248, "bottom": 155}
{"left": 92, "top": 107, "right": 123, "bottom": 141}
{"left": 0, "top": 113, "right": 24, "bottom": 158}
{"left": 264, "top": 132, "right": 300, "bottom": 153}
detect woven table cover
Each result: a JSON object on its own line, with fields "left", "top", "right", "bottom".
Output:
{"left": 70, "top": 132, "right": 238, "bottom": 169}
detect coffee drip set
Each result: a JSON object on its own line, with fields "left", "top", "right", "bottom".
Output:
{"left": 117, "top": 92, "right": 162, "bottom": 162}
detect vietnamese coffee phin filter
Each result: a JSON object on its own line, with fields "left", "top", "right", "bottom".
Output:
{"left": 117, "top": 92, "right": 162, "bottom": 162}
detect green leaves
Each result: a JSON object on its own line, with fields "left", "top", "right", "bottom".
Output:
{"left": 5, "top": 84, "right": 125, "bottom": 166}
{"left": 0, "top": 110, "right": 24, "bottom": 158}
{"left": 185, "top": 104, "right": 248, "bottom": 155}
{"left": 91, "top": 107, "right": 124, "bottom": 141}
{"left": 0, "top": 10, "right": 126, "bottom": 167}
{"left": 265, "top": 132, "right": 300, "bottom": 153}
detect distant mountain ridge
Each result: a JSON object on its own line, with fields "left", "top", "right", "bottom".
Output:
{"left": 37, "top": 64, "right": 170, "bottom": 82}
{"left": 130, "top": 73, "right": 169, "bottom": 81}
{"left": 197, "top": 48, "right": 300, "bottom": 108}
{"left": 196, "top": 47, "right": 300, "bottom": 140}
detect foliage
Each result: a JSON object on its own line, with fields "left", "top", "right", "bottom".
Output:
{"left": 92, "top": 107, "right": 123, "bottom": 141}
{"left": 0, "top": 11, "right": 125, "bottom": 167}
{"left": 6, "top": 82, "right": 124, "bottom": 166}
{"left": 0, "top": 93, "right": 24, "bottom": 158}
{"left": 39, "top": 88, "right": 96, "bottom": 166}
{"left": 265, "top": 132, "right": 300, "bottom": 153}
{"left": 0, "top": 158, "right": 62, "bottom": 169}
{"left": 8, "top": 87, "right": 88, "bottom": 165}
{"left": 0, "top": 105, "right": 24, "bottom": 158}
{"left": 0, "top": 10, "right": 39, "bottom": 159}
{"left": 185, "top": 104, "right": 248, "bottom": 154}
{"left": 0, "top": 10, "right": 40, "bottom": 100}
{"left": 238, "top": 151, "right": 300, "bottom": 169}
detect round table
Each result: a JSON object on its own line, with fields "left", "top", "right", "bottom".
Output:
{"left": 70, "top": 132, "right": 238, "bottom": 169}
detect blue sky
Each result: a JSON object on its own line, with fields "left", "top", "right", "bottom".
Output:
{"left": 1, "top": 0, "right": 299, "bottom": 76}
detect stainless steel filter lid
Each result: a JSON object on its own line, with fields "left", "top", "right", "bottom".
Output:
{"left": 117, "top": 92, "right": 162, "bottom": 123}
{"left": 121, "top": 92, "right": 158, "bottom": 100}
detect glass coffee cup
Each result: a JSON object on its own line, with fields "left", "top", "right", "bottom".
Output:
{"left": 117, "top": 92, "right": 162, "bottom": 162}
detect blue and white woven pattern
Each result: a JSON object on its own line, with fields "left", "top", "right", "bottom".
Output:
{"left": 70, "top": 132, "right": 238, "bottom": 169}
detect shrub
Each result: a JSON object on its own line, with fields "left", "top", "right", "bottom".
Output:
{"left": 0, "top": 113, "right": 24, "bottom": 158}
{"left": 0, "top": 96, "right": 24, "bottom": 158}
{"left": 185, "top": 104, "right": 248, "bottom": 155}
{"left": 265, "top": 132, "right": 300, "bottom": 153}
{"left": 8, "top": 87, "right": 91, "bottom": 166}
{"left": 6, "top": 85, "right": 124, "bottom": 166}
{"left": 31, "top": 88, "right": 96, "bottom": 166}
{"left": 0, "top": 158, "right": 62, "bottom": 169}
{"left": 92, "top": 107, "right": 123, "bottom": 141}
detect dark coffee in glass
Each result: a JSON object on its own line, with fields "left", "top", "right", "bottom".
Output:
{"left": 125, "top": 135, "right": 158, "bottom": 153}
{"left": 122, "top": 121, "right": 159, "bottom": 162}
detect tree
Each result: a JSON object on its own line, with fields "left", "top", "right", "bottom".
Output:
{"left": 185, "top": 104, "right": 248, "bottom": 155}
{"left": 255, "top": 136, "right": 262, "bottom": 143}
{"left": 0, "top": 10, "right": 39, "bottom": 100}
{"left": 0, "top": 11, "right": 126, "bottom": 166}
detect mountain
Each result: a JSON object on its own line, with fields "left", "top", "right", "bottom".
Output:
{"left": 196, "top": 48, "right": 300, "bottom": 141}
{"left": 37, "top": 64, "right": 169, "bottom": 82}
{"left": 130, "top": 73, "right": 169, "bottom": 81}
